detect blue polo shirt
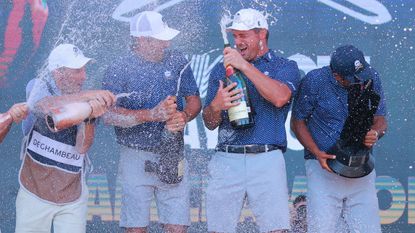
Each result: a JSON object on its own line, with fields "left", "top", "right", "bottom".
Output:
{"left": 204, "top": 50, "right": 301, "bottom": 151}
{"left": 102, "top": 50, "right": 199, "bottom": 150}
{"left": 292, "top": 66, "right": 387, "bottom": 159}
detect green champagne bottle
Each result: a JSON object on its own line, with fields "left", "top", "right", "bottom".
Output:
{"left": 224, "top": 44, "right": 255, "bottom": 129}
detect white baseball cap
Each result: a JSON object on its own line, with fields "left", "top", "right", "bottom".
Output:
{"left": 130, "top": 11, "right": 180, "bottom": 41}
{"left": 47, "top": 44, "right": 91, "bottom": 71}
{"left": 227, "top": 8, "right": 268, "bottom": 31}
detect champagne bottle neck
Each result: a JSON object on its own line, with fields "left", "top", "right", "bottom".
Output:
{"left": 223, "top": 43, "right": 235, "bottom": 77}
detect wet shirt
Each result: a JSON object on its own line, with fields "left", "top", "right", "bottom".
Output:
{"left": 204, "top": 50, "right": 301, "bottom": 151}
{"left": 102, "top": 50, "right": 199, "bottom": 150}
{"left": 23, "top": 77, "right": 62, "bottom": 135}
{"left": 292, "top": 66, "right": 387, "bottom": 159}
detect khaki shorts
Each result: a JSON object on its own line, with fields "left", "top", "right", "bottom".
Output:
{"left": 118, "top": 146, "right": 190, "bottom": 228}
{"left": 15, "top": 187, "right": 88, "bottom": 233}
{"left": 305, "top": 159, "right": 381, "bottom": 233}
{"left": 206, "top": 150, "right": 290, "bottom": 233}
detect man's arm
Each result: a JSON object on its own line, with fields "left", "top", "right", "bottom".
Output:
{"left": 75, "top": 121, "right": 95, "bottom": 154}
{"left": 0, "top": 103, "right": 29, "bottom": 143}
{"left": 291, "top": 118, "right": 336, "bottom": 172}
{"left": 364, "top": 116, "right": 387, "bottom": 148}
{"left": 0, "top": 113, "right": 13, "bottom": 143}
{"left": 103, "top": 95, "right": 177, "bottom": 127}
{"left": 183, "top": 95, "right": 202, "bottom": 122}
{"left": 166, "top": 95, "right": 201, "bottom": 132}
{"left": 33, "top": 90, "right": 115, "bottom": 116}
{"left": 74, "top": 97, "right": 118, "bottom": 153}
{"left": 223, "top": 47, "right": 293, "bottom": 108}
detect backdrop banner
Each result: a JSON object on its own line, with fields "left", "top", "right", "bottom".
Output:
{"left": 0, "top": 0, "right": 414, "bottom": 232}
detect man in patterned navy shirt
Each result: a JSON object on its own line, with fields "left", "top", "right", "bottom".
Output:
{"left": 203, "top": 8, "right": 300, "bottom": 233}
{"left": 291, "top": 45, "right": 387, "bottom": 233}
{"left": 102, "top": 11, "right": 201, "bottom": 233}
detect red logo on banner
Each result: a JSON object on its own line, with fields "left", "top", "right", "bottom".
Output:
{"left": 0, "top": 0, "right": 48, "bottom": 87}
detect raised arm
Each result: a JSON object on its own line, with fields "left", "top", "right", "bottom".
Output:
{"left": 223, "top": 47, "right": 298, "bottom": 108}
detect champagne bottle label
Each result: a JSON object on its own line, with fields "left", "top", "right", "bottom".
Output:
{"left": 228, "top": 100, "right": 249, "bottom": 122}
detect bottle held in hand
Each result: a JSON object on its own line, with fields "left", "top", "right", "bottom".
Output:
{"left": 145, "top": 129, "right": 184, "bottom": 184}
{"left": 224, "top": 44, "right": 254, "bottom": 129}
{"left": 46, "top": 102, "right": 92, "bottom": 132}
{"left": 144, "top": 97, "right": 184, "bottom": 184}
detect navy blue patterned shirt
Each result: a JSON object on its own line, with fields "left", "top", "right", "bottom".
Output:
{"left": 204, "top": 50, "right": 301, "bottom": 152}
{"left": 292, "top": 66, "right": 387, "bottom": 159}
{"left": 102, "top": 50, "right": 199, "bottom": 150}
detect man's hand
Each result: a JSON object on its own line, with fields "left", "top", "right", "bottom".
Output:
{"left": 86, "top": 91, "right": 116, "bottom": 119}
{"left": 211, "top": 80, "right": 243, "bottom": 112}
{"left": 223, "top": 47, "right": 249, "bottom": 71}
{"left": 165, "top": 111, "right": 187, "bottom": 133}
{"left": 8, "top": 102, "right": 29, "bottom": 123}
{"left": 86, "top": 90, "right": 116, "bottom": 107}
{"left": 150, "top": 96, "right": 177, "bottom": 122}
{"left": 315, "top": 150, "right": 336, "bottom": 173}
{"left": 364, "top": 129, "right": 378, "bottom": 148}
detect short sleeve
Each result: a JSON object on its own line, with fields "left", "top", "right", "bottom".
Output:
{"left": 292, "top": 73, "right": 318, "bottom": 120}
{"left": 203, "top": 63, "right": 224, "bottom": 108}
{"left": 272, "top": 60, "right": 301, "bottom": 96}
{"left": 178, "top": 59, "right": 200, "bottom": 97}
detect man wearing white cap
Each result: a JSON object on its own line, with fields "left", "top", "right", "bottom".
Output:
{"left": 16, "top": 43, "right": 115, "bottom": 233}
{"left": 203, "top": 8, "right": 301, "bottom": 233}
{"left": 102, "top": 11, "right": 201, "bottom": 233}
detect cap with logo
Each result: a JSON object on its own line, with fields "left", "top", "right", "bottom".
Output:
{"left": 130, "top": 11, "right": 180, "bottom": 41}
{"left": 48, "top": 44, "right": 91, "bottom": 72}
{"left": 227, "top": 8, "right": 268, "bottom": 31}
{"left": 330, "top": 45, "right": 372, "bottom": 83}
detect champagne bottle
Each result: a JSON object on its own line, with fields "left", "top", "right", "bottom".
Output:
{"left": 224, "top": 44, "right": 254, "bottom": 129}
{"left": 144, "top": 96, "right": 184, "bottom": 184}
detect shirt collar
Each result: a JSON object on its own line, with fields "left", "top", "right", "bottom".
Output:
{"left": 327, "top": 66, "right": 347, "bottom": 89}
{"left": 252, "top": 49, "right": 275, "bottom": 64}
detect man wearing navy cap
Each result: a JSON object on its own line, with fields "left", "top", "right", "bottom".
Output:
{"left": 102, "top": 11, "right": 201, "bottom": 233}
{"left": 291, "top": 45, "right": 387, "bottom": 233}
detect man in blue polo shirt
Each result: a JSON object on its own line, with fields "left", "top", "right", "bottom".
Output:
{"left": 203, "top": 8, "right": 300, "bottom": 233}
{"left": 102, "top": 11, "right": 201, "bottom": 233}
{"left": 291, "top": 45, "right": 387, "bottom": 233}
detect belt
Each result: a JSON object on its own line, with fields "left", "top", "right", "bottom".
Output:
{"left": 215, "top": 144, "right": 283, "bottom": 154}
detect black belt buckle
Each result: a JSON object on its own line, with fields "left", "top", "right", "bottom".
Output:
{"left": 217, "top": 144, "right": 280, "bottom": 154}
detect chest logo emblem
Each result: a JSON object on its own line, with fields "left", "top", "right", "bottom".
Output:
{"left": 164, "top": 71, "right": 172, "bottom": 79}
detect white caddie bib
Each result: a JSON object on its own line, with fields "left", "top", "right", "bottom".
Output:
{"left": 27, "top": 130, "right": 84, "bottom": 168}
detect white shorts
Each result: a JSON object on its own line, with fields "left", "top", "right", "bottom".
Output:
{"left": 118, "top": 146, "right": 190, "bottom": 228}
{"left": 305, "top": 159, "right": 381, "bottom": 233}
{"left": 206, "top": 150, "right": 290, "bottom": 233}
{"left": 15, "top": 187, "right": 88, "bottom": 233}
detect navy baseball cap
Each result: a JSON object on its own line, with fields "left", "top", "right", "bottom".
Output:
{"left": 330, "top": 45, "right": 372, "bottom": 83}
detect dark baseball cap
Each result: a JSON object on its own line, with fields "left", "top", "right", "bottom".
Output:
{"left": 330, "top": 45, "right": 372, "bottom": 83}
